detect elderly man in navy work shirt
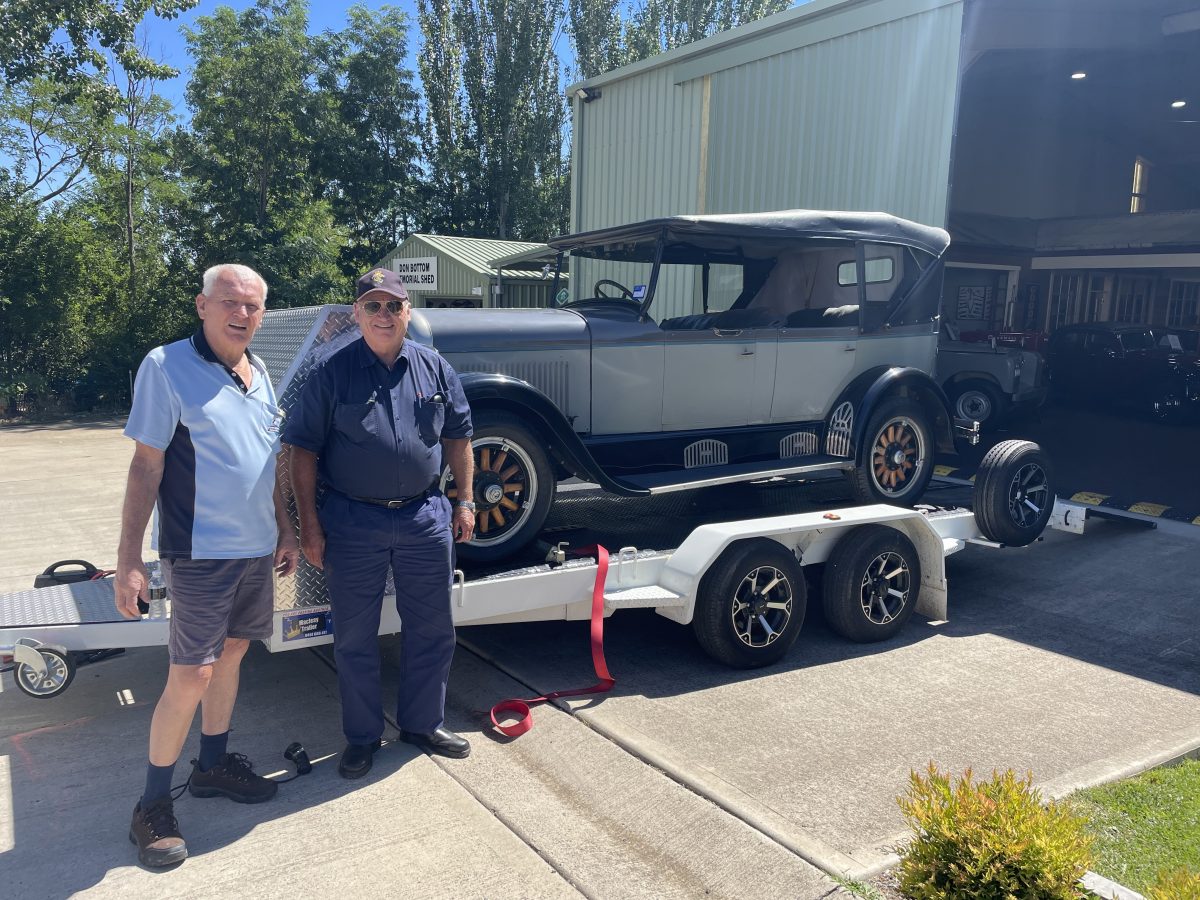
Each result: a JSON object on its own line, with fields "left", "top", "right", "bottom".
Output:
{"left": 284, "top": 267, "right": 476, "bottom": 777}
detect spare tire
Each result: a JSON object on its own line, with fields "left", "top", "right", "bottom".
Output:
{"left": 973, "top": 440, "right": 1055, "bottom": 547}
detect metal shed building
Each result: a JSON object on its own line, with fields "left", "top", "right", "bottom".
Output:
{"left": 567, "top": 0, "right": 1200, "bottom": 335}
{"left": 375, "top": 234, "right": 561, "bottom": 309}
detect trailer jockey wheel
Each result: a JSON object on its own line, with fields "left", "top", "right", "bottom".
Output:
{"left": 693, "top": 539, "right": 807, "bottom": 668}
{"left": 973, "top": 440, "right": 1055, "bottom": 547}
{"left": 14, "top": 646, "right": 76, "bottom": 699}
{"left": 822, "top": 525, "right": 922, "bottom": 643}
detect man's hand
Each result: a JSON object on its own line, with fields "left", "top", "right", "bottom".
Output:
{"left": 114, "top": 559, "right": 149, "bottom": 619}
{"left": 275, "top": 531, "right": 300, "bottom": 577}
{"left": 451, "top": 505, "right": 476, "bottom": 543}
{"left": 300, "top": 523, "right": 326, "bottom": 570}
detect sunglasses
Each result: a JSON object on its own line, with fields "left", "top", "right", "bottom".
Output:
{"left": 359, "top": 298, "right": 407, "bottom": 316}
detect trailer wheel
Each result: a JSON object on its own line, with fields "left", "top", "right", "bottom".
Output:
{"left": 846, "top": 398, "right": 934, "bottom": 505}
{"left": 693, "top": 540, "right": 806, "bottom": 668}
{"left": 14, "top": 647, "right": 76, "bottom": 699}
{"left": 973, "top": 440, "right": 1054, "bottom": 547}
{"left": 822, "top": 525, "right": 921, "bottom": 643}
{"left": 446, "top": 411, "right": 556, "bottom": 563}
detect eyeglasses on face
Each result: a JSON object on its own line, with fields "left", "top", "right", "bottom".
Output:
{"left": 359, "top": 299, "right": 407, "bottom": 316}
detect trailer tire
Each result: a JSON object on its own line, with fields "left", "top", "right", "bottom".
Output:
{"left": 693, "top": 540, "right": 806, "bottom": 668}
{"left": 822, "top": 525, "right": 921, "bottom": 643}
{"left": 449, "top": 411, "right": 556, "bottom": 564}
{"left": 14, "top": 646, "right": 76, "bottom": 699}
{"left": 973, "top": 440, "right": 1054, "bottom": 547}
{"left": 846, "top": 397, "right": 934, "bottom": 506}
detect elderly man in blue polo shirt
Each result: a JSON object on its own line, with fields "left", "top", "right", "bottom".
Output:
{"left": 115, "top": 263, "right": 299, "bottom": 868}
{"left": 284, "top": 267, "right": 475, "bottom": 778}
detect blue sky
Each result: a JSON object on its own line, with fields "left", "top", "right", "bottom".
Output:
{"left": 142, "top": 1, "right": 424, "bottom": 115}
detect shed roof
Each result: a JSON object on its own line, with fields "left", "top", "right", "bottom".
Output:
{"left": 410, "top": 234, "right": 552, "bottom": 280}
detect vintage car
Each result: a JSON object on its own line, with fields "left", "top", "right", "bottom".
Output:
{"left": 406, "top": 210, "right": 975, "bottom": 561}
{"left": 1046, "top": 321, "right": 1200, "bottom": 421}
{"left": 935, "top": 324, "right": 1048, "bottom": 429}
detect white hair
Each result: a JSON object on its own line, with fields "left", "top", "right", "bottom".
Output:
{"left": 202, "top": 264, "right": 269, "bottom": 301}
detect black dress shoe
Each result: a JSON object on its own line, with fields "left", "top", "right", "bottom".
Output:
{"left": 337, "top": 739, "right": 382, "bottom": 779}
{"left": 398, "top": 727, "right": 470, "bottom": 759}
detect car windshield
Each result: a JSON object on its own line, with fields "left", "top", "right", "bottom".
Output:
{"left": 559, "top": 239, "right": 935, "bottom": 330}
{"left": 1118, "top": 329, "right": 1155, "bottom": 351}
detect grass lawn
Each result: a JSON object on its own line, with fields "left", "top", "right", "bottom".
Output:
{"left": 1065, "top": 758, "right": 1200, "bottom": 895}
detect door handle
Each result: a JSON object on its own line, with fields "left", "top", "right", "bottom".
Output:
{"left": 714, "top": 328, "right": 743, "bottom": 337}
{"left": 740, "top": 349, "right": 755, "bottom": 356}
{"left": 843, "top": 344, "right": 856, "bottom": 352}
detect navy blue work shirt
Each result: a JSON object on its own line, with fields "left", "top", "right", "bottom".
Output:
{"left": 283, "top": 337, "right": 473, "bottom": 500}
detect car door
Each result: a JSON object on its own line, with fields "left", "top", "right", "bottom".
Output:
{"left": 660, "top": 324, "right": 777, "bottom": 429}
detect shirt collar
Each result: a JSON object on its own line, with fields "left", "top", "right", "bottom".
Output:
{"left": 355, "top": 336, "right": 411, "bottom": 370}
{"left": 191, "top": 328, "right": 253, "bottom": 393}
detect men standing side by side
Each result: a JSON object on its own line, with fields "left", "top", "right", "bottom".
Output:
{"left": 284, "top": 267, "right": 476, "bottom": 779}
{"left": 115, "top": 263, "right": 299, "bottom": 868}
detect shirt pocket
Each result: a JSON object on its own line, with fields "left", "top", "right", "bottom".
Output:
{"left": 415, "top": 398, "right": 446, "bottom": 447}
{"left": 333, "top": 401, "right": 379, "bottom": 444}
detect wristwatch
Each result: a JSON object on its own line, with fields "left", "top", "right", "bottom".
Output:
{"left": 455, "top": 500, "right": 477, "bottom": 512}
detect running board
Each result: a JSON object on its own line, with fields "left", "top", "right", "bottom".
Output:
{"left": 615, "top": 457, "right": 853, "bottom": 494}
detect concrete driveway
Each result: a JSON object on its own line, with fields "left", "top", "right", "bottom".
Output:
{"left": 2, "top": 419, "right": 1197, "bottom": 896}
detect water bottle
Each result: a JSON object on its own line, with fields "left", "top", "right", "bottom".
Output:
{"left": 148, "top": 568, "right": 168, "bottom": 620}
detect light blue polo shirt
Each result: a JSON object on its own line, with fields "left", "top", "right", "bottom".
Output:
{"left": 124, "top": 332, "right": 284, "bottom": 560}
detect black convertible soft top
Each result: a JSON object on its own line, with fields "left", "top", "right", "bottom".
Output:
{"left": 549, "top": 209, "right": 951, "bottom": 261}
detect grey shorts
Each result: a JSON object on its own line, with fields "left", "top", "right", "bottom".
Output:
{"left": 161, "top": 555, "right": 275, "bottom": 666}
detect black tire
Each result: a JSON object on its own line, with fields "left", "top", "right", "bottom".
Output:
{"left": 973, "top": 440, "right": 1055, "bottom": 547}
{"left": 693, "top": 540, "right": 807, "bottom": 668}
{"left": 822, "top": 525, "right": 921, "bottom": 643}
{"left": 14, "top": 647, "right": 76, "bottom": 699}
{"left": 950, "top": 380, "right": 1007, "bottom": 431}
{"left": 846, "top": 397, "right": 935, "bottom": 505}
{"left": 447, "top": 411, "right": 556, "bottom": 563}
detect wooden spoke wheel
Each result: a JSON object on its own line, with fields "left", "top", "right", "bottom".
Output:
{"left": 847, "top": 397, "right": 934, "bottom": 505}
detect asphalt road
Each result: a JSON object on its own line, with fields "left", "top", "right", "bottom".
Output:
{"left": 940, "top": 398, "right": 1200, "bottom": 516}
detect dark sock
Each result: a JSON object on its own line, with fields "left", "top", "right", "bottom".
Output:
{"left": 198, "top": 730, "right": 229, "bottom": 772}
{"left": 142, "top": 762, "right": 176, "bottom": 806}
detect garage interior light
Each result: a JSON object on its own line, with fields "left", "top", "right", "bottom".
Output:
{"left": 1071, "top": 71, "right": 1087, "bottom": 80}
{"left": 1171, "top": 100, "right": 1187, "bottom": 108}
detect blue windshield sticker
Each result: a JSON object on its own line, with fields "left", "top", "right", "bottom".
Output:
{"left": 632, "top": 284, "right": 647, "bottom": 300}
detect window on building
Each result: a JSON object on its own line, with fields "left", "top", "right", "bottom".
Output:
{"left": 1130, "top": 156, "right": 1151, "bottom": 213}
{"left": 1167, "top": 281, "right": 1200, "bottom": 327}
{"left": 1047, "top": 271, "right": 1085, "bottom": 329}
{"left": 1114, "top": 275, "right": 1152, "bottom": 324}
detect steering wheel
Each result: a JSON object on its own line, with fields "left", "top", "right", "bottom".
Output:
{"left": 593, "top": 279, "right": 636, "bottom": 302}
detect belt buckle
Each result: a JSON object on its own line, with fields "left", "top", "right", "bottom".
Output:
{"left": 385, "top": 498, "right": 408, "bottom": 509}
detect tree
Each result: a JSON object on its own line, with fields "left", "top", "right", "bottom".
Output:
{"left": 314, "top": 5, "right": 423, "bottom": 273}
{"left": 416, "top": 0, "right": 569, "bottom": 240}
{"left": 0, "top": 0, "right": 196, "bottom": 105}
{"left": 568, "top": 0, "right": 792, "bottom": 79}
{"left": 179, "top": 0, "right": 345, "bottom": 307}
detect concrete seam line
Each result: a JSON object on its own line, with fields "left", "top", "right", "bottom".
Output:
{"left": 572, "top": 706, "right": 884, "bottom": 880}
{"left": 1041, "top": 733, "right": 1200, "bottom": 799}
{"left": 457, "top": 635, "right": 873, "bottom": 881}
{"left": 317, "top": 641, "right": 598, "bottom": 900}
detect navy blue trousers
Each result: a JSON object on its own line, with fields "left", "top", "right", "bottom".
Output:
{"left": 320, "top": 492, "right": 456, "bottom": 744}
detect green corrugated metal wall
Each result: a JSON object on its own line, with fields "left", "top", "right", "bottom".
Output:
{"left": 568, "top": 0, "right": 964, "bottom": 319}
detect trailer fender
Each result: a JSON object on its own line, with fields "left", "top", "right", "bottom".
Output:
{"left": 459, "top": 372, "right": 647, "bottom": 497}
{"left": 653, "top": 505, "right": 950, "bottom": 626}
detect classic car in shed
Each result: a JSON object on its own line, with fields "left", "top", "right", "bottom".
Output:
{"left": 410, "top": 210, "right": 977, "bottom": 562}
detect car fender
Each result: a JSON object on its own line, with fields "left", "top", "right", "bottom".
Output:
{"left": 833, "top": 366, "right": 957, "bottom": 459}
{"left": 459, "top": 372, "right": 648, "bottom": 497}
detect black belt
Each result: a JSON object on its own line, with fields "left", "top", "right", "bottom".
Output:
{"left": 341, "top": 482, "right": 439, "bottom": 509}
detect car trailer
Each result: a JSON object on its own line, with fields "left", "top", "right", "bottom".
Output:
{"left": 1, "top": 447, "right": 1091, "bottom": 699}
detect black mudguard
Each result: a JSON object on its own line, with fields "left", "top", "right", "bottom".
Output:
{"left": 833, "top": 366, "right": 958, "bottom": 461}
{"left": 459, "top": 372, "right": 648, "bottom": 497}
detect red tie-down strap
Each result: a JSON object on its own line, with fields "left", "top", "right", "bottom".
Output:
{"left": 490, "top": 545, "right": 615, "bottom": 737}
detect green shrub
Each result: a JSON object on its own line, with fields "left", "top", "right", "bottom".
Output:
{"left": 897, "top": 764, "right": 1093, "bottom": 900}
{"left": 1148, "top": 868, "right": 1200, "bottom": 900}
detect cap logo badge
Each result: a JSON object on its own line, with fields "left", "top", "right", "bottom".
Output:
{"left": 371, "top": 269, "right": 386, "bottom": 285}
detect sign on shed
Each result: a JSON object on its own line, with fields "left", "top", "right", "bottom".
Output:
{"left": 391, "top": 256, "right": 438, "bottom": 292}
